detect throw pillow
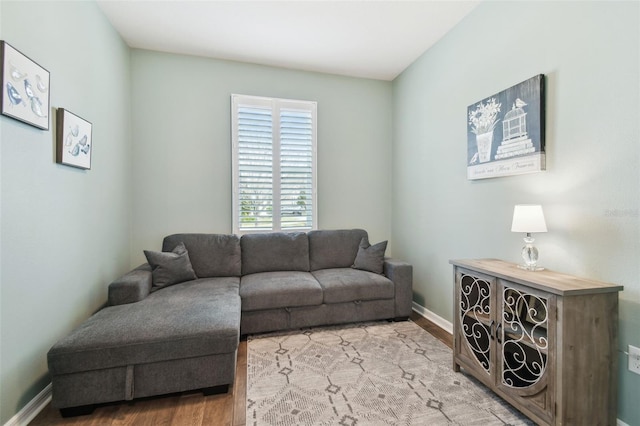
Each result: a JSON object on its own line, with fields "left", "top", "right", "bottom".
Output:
{"left": 144, "top": 242, "right": 197, "bottom": 291}
{"left": 352, "top": 237, "right": 387, "bottom": 274}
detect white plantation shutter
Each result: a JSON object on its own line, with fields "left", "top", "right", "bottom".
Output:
{"left": 232, "top": 95, "right": 317, "bottom": 233}
{"left": 280, "top": 108, "right": 314, "bottom": 230}
{"left": 236, "top": 105, "right": 273, "bottom": 230}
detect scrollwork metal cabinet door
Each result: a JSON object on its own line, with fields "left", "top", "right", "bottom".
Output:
{"left": 496, "top": 281, "right": 556, "bottom": 424}
{"left": 453, "top": 269, "right": 498, "bottom": 388}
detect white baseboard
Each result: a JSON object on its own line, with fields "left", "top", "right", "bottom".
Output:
{"left": 412, "top": 301, "right": 453, "bottom": 335}
{"left": 617, "top": 420, "right": 630, "bottom": 426}
{"left": 4, "top": 383, "right": 51, "bottom": 426}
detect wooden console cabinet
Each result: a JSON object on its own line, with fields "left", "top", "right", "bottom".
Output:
{"left": 450, "top": 259, "right": 623, "bottom": 426}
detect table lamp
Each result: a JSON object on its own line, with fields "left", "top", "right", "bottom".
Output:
{"left": 511, "top": 204, "right": 547, "bottom": 271}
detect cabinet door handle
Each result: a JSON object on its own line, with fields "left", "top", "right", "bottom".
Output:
{"left": 496, "top": 323, "right": 502, "bottom": 344}
{"left": 489, "top": 320, "right": 495, "bottom": 340}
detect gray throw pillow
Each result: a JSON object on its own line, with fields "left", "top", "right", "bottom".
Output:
{"left": 352, "top": 237, "right": 387, "bottom": 274}
{"left": 144, "top": 242, "right": 197, "bottom": 291}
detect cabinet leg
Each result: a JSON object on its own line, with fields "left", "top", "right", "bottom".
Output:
{"left": 453, "top": 361, "right": 460, "bottom": 372}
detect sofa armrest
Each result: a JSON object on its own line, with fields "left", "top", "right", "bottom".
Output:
{"left": 384, "top": 258, "right": 413, "bottom": 318}
{"left": 108, "top": 264, "right": 152, "bottom": 306}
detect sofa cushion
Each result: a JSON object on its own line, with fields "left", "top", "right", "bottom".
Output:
{"left": 312, "top": 268, "right": 394, "bottom": 304}
{"left": 352, "top": 237, "right": 387, "bottom": 274}
{"left": 48, "top": 277, "right": 241, "bottom": 375}
{"left": 308, "top": 229, "right": 368, "bottom": 271}
{"left": 240, "top": 271, "right": 322, "bottom": 311}
{"left": 241, "top": 232, "right": 309, "bottom": 275}
{"left": 163, "top": 234, "right": 241, "bottom": 278}
{"left": 144, "top": 242, "right": 197, "bottom": 291}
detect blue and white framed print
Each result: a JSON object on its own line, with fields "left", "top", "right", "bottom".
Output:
{"left": 1, "top": 41, "right": 50, "bottom": 130}
{"left": 56, "top": 108, "right": 92, "bottom": 170}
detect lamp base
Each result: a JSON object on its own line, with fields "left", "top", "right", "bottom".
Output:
{"left": 517, "top": 264, "right": 545, "bottom": 272}
{"left": 519, "top": 234, "right": 543, "bottom": 271}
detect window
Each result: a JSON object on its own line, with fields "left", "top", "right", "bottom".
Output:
{"left": 231, "top": 94, "right": 317, "bottom": 234}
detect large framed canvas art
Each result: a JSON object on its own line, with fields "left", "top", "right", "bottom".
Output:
{"left": 467, "top": 75, "right": 545, "bottom": 180}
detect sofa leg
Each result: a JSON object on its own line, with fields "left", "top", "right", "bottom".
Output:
{"left": 394, "top": 316, "right": 409, "bottom": 322}
{"left": 59, "top": 404, "right": 96, "bottom": 417}
{"left": 202, "top": 384, "right": 229, "bottom": 396}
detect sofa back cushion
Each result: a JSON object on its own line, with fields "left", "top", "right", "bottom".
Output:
{"left": 241, "top": 232, "right": 309, "bottom": 275}
{"left": 308, "top": 229, "right": 368, "bottom": 271}
{"left": 162, "top": 234, "right": 241, "bottom": 277}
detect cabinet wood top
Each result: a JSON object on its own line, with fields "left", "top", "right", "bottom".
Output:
{"left": 449, "top": 258, "right": 623, "bottom": 296}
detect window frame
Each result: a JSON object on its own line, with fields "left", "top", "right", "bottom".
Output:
{"left": 231, "top": 94, "right": 317, "bottom": 234}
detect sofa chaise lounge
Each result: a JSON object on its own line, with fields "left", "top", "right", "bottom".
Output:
{"left": 47, "top": 229, "right": 413, "bottom": 415}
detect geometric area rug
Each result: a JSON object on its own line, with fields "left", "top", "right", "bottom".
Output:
{"left": 247, "top": 320, "right": 534, "bottom": 426}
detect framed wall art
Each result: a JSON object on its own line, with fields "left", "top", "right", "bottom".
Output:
{"left": 1, "top": 40, "right": 50, "bottom": 130}
{"left": 56, "top": 108, "right": 92, "bottom": 170}
{"left": 467, "top": 74, "right": 545, "bottom": 180}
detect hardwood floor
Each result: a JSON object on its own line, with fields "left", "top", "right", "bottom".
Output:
{"left": 30, "top": 314, "right": 451, "bottom": 426}
{"left": 409, "top": 311, "right": 453, "bottom": 350}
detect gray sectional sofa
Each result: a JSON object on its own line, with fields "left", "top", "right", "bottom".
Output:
{"left": 47, "top": 229, "right": 412, "bottom": 416}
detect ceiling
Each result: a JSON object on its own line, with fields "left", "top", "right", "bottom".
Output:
{"left": 97, "top": 1, "right": 479, "bottom": 81}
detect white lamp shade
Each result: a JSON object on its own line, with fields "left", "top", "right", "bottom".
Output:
{"left": 511, "top": 205, "right": 547, "bottom": 233}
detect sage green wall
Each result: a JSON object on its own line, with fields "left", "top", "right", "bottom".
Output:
{"left": 0, "top": 2, "right": 131, "bottom": 423}
{"left": 2, "top": 1, "right": 637, "bottom": 423}
{"left": 130, "top": 50, "right": 392, "bottom": 262}
{"left": 392, "top": 1, "right": 639, "bottom": 423}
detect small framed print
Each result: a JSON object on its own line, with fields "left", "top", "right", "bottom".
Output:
{"left": 1, "top": 40, "right": 50, "bottom": 130}
{"left": 56, "top": 108, "right": 92, "bottom": 170}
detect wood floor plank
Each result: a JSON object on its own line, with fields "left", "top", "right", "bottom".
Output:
{"left": 29, "top": 314, "right": 446, "bottom": 425}
{"left": 202, "top": 392, "right": 234, "bottom": 426}
{"left": 232, "top": 340, "right": 248, "bottom": 426}
{"left": 169, "top": 393, "right": 206, "bottom": 426}
{"left": 89, "top": 403, "right": 130, "bottom": 426}
{"left": 410, "top": 311, "right": 453, "bottom": 349}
